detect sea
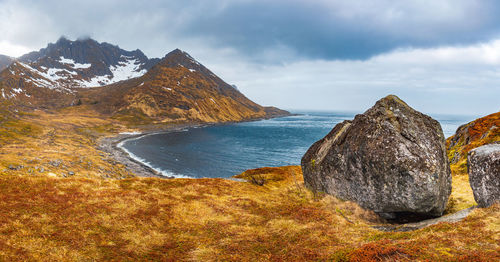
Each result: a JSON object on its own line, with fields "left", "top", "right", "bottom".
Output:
{"left": 119, "top": 111, "right": 478, "bottom": 178}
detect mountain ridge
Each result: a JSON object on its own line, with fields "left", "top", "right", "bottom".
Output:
{"left": 0, "top": 37, "right": 289, "bottom": 123}
{"left": 13, "top": 37, "right": 159, "bottom": 88}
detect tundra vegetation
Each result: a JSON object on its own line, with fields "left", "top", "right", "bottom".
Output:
{"left": 0, "top": 103, "right": 498, "bottom": 261}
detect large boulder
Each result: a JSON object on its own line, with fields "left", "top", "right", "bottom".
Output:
{"left": 467, "top": 144, "right": 500, "bottom": 207}
{"left": 301, "top": 95, "right": 452, "bottom": 218}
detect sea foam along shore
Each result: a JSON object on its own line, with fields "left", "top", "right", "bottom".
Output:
{"left": 117, "top": 131, "right": 195, "bottom": 178}
{"left": 99, "top": 113, "right": 294, "bottom": 179}
{"left": 98, "top": 124, "right": 204, "bottom": 178}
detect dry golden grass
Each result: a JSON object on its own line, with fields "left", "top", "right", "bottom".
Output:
{"left": 0, "top": 106, "right": 133, "bottom": 179}
{"left": 0, "top": 167, "right": 497, "bottom": 261}
{"left": 0, "top": 107, "right": 498, "bottom": 261}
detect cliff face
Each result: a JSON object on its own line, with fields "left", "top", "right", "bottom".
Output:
{"left": 0, "top": 38, "right": 289, "bottom": 123}
{"left": 447, "top": 112, "right": 500, "bottom": 174}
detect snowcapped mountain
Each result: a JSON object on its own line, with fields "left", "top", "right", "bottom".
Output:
{"left": 0, "top": 55, "right": 14, "bottom": 72}
{"left": 0, "top": 37, "right": 289, "bottom": 122}
{"left": 15, "top": 37, "right": 159, "bottom": 89}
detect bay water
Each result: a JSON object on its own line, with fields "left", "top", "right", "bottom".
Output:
{"left": 119, "top": 111, "right": 477, "bottom": 178}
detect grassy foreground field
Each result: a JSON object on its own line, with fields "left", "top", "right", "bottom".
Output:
{"left": 0, "top": 106, "right": 498, "bottom": 261}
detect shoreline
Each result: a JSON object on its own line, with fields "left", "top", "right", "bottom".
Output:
{"left": 98, "top": 114, "right": 293, "bottom": 178}
{"left": 98, "top": 123, "right": 206, "bottom": 178}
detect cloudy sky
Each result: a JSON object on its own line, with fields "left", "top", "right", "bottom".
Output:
{"left": 1, "top": 0, "right": 499, "bottom": 116}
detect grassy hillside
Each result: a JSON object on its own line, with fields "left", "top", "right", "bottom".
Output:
{"left": 0, "top": 105, "right": 135, "bottom": 179}
{"left": 447, "top": 112, "right": 500, "bottom": 175}
{"left": 0, "top": 167, "right": 498, "bottom": 261}
{"left": 0, "top": 107, "right": 498, "bottom": 261}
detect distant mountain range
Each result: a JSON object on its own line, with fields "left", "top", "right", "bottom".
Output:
{"left": 0, "top": 55, "right": 13, "bottom": 72}
{"left": 0, "top": 37, "right": 288, "bottom": 123}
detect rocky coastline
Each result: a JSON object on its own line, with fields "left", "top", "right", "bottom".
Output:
{"left": 98, "top": 124, "right": 203, "bottom": 178}
{"left": 98, "top": 112, "right": 293, "bottom": 178}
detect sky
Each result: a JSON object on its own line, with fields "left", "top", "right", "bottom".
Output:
{"left": 1, "top": 0, "right": 499, "bottom": 116}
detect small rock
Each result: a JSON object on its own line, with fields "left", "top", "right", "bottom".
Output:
{"left": 68, "top": 171, "right": 75, "bottom": 176}
{"left": 49, "top": 160, "right": 62, "bottom": 167}
{"left": 468, "top": 144, "right": 500, "bottom": 207}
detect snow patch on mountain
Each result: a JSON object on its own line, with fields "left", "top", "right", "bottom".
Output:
{"left": 18, "top": 62, "right": 56, "bottom": 89}
{"left": 110, "top": 56, "right": 147, "bottom": 82}
{"left": 76, "top": 75, "right": 111, "bottom": 87}
{"left": 59, "top": 56, "right": 91, "bottom": 69}
{"left": 77, "top": 56, "right": 147, "bottom": 87}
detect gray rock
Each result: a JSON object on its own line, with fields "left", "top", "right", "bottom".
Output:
{"left": 8, "top": 165, "right": 22, "bottom": 170}
{"left": 301, "top": 95, "right": 452, "bottom": 218}
{"left": 49, "top": 160, "right": 62, "bottom": 167}
{"left": 68, "top": 171, "right": 75, "bottom": 176}
{"left": 374, "top": 207, "right": 475, "bottom": 232}
{"left": 467, "top": 144, "right": 500, "bottom": 207}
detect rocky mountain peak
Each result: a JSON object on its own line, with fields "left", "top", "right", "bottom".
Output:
{"left": 12, "top": 37, "right": 160, "bottom": 89}
{"left": 160, "top": 49, "right": 202, "bottom": 68}
{"left": 151, "top": 48, "right": 239, "bottom": 95}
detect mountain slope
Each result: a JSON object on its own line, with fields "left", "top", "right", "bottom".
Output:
{"left": 0, "top": 55, "right": 14, "bottom": 72}
{"left": 0, "top": 61, "right": 76, "bottom": 109}
{"left": 447, "top": 112, "right": 500, "bottom": 174}
{"left": 79, "top": 49, "right": 289, "bottom": 123}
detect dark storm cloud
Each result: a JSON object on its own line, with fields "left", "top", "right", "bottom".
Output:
{"left": 3, "top": 0, "right": 500, "bottom": 61}
{"left": 179, "top": 0, "right": 500, "bottom": 60}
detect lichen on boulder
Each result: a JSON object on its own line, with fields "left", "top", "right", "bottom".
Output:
{"left": 467, "top": 143, "right": 500, "bottom": 207}
{"left": 301, "top": 95, "right": 452, "bottom": 219}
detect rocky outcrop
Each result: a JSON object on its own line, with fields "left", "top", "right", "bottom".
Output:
{"left": 301, "top": 95, "right": 452, "bottom": 219}
{"left": 468, "top": 144, "right": 500, "bottom": 207}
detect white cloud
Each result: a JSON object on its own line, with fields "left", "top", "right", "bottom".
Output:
{"left": 204, "top": 39, "right": 500, "bottom": 116}
{"left": 0, "top": 41, "right": 31, "bottom": 57}
{"left": 375, "top": 39, "right": 500, "bottom": 65}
